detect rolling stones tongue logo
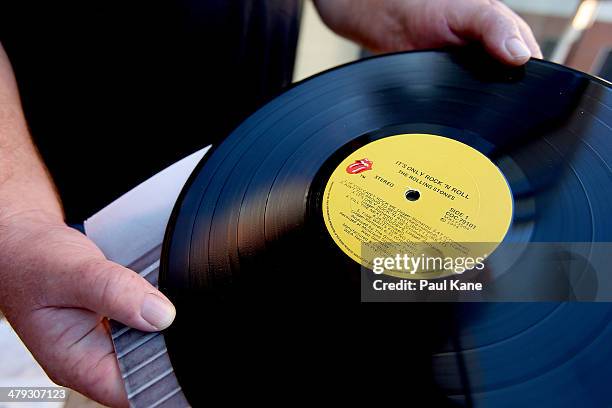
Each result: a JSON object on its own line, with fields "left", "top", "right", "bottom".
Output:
{"left": 346, "top": 158, "right": 373, "bottom": 174}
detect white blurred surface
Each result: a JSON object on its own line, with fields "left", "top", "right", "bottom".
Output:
{"left": 294, "top": 0, "right": 359, "bottom": 81}
{"left": 0, "top": 319, "right": 63, "bottom": 408}
{"left": 504, "top": 0, "right": 612, "bottom": 22}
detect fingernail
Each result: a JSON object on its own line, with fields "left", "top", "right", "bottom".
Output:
{"left": 505, "top": 37, "right": 531, "bottom": 60}
{"left": 141, "top": 293, "right": 176, "bottom": 330}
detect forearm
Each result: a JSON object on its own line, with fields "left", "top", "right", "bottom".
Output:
{"left": 0, "top": 42, "right": 63, "bottom": 223}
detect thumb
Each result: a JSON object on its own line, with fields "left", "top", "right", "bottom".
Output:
{"left": 68, "top": 258, "right": 176, "bottom": 331}
{"left": 446, "top": 1, "right": 537, "bottom": 65}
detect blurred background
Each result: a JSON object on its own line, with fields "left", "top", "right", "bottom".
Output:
{"left": 295, "top": 0, "right": 612, "bottom": 82}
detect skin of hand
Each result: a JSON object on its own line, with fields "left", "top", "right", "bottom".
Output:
{"left": 0, "top": 44, "right": 175, "bottom": 408}
{"left": 315, "top": 0, "right": 543, "bottom": 65}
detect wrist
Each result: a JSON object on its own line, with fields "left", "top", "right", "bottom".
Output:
{"left": 0, "top": 166, "right": 64, "bottom": 225}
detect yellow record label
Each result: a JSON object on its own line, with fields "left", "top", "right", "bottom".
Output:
{"left": 322, "top": 134, "right": 513, "bottom": 278}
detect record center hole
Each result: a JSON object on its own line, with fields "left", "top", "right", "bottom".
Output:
{"left": 405, "top": 189, "right": 421, "bottom": 202}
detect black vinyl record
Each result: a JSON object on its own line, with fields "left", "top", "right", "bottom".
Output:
{"left": 159, "top": 49, "right": 612, "bottom": 407}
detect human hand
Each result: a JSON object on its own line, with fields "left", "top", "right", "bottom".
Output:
{"left": 315, "top": 0, "right": 542, "bottom": 65}
{"left": 0, "top": 211, "right": 176, "bottom": 407}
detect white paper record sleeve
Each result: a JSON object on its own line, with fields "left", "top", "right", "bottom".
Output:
{"left": 84, "top": 145, "right": 210, "bottom": 408}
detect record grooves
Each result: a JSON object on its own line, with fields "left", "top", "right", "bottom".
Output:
{"left": 158, "top": 49, "right": 612, "bottom": 407}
